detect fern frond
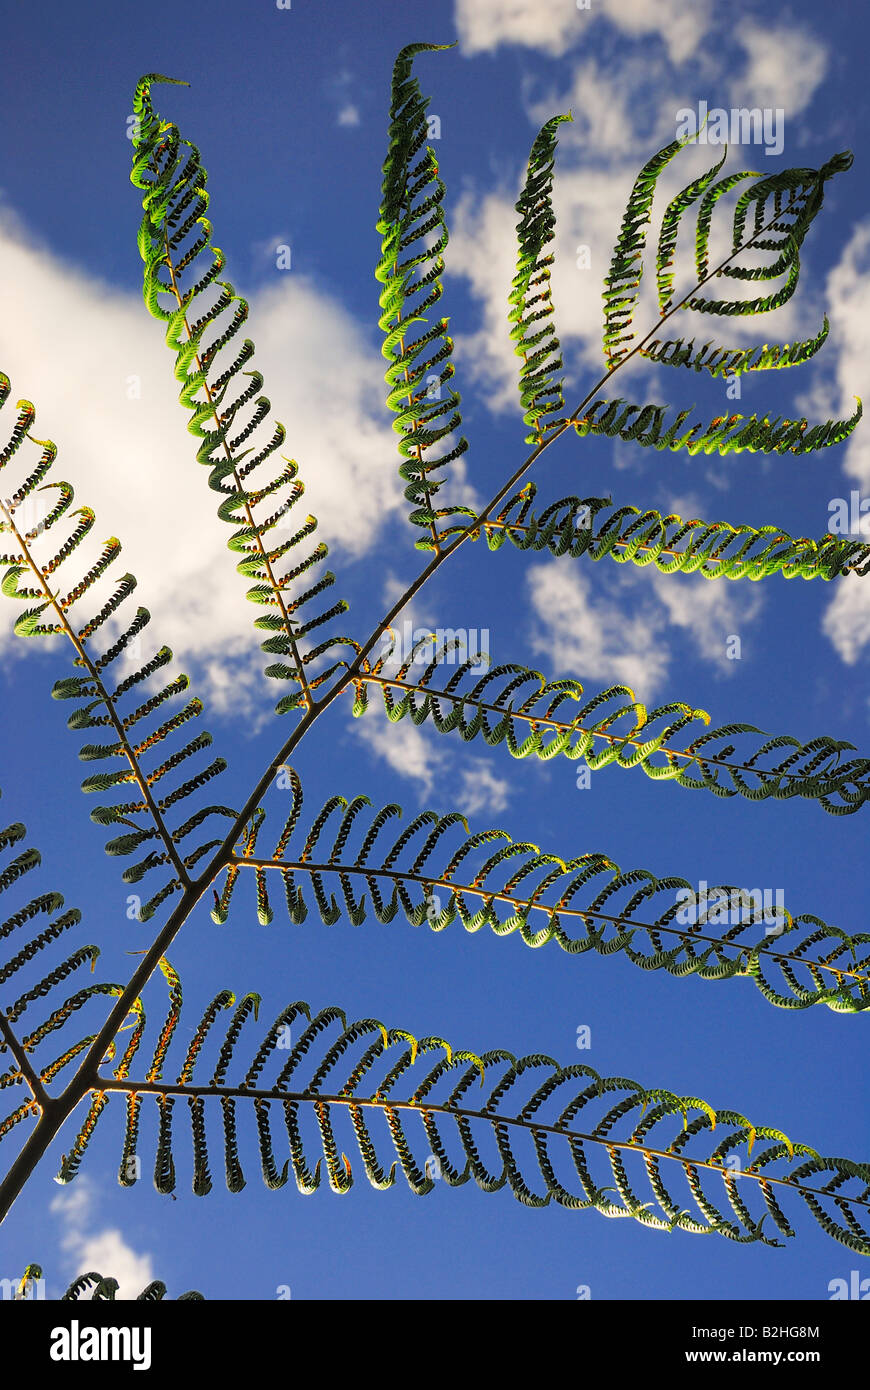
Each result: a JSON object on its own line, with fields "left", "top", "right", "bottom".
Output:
{"left": 655, "top": 150, "right": 728, "bottom": 314}
{"left": 603, "top": 135, "right": 850, "bottom": 373}
{"left": 570, "top": 393, "right": 862, "bottom": 456}
{"left": 54, "top": 1268, "right": 203, "bottom": 1300}
{"left": 481, "top": 482, "right": 869, "bottom": 580}
{"left": 689, "top": 152, "right": 853, "bottom": 316}
{"left": 376, "top": 43, "right": 470, "bottom": 551}
{"left": 129, "top": 75, "right": 352, "bottom": 714}
{"left": 602, "top": 135, "right": 688, "bottom": 367}
{"left": 350, "top": 657, "right": 870, "bottom": 816}
{"left": 211, "top": 776, "right": 869, "bottom": 1010}
{"left": 510, "top": 113, "right": 572, "bottom": 445}
{"left": 0, "top": 379, "right": 234, "bottom": 914}
{"left": 640, "top": 317, "right": 830, "bottom": 379}
{"left": 79, "top": 979, "right": 870, "bottom": 1251}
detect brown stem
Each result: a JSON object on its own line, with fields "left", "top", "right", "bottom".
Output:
{"left": 0, "top": 1011, "right": 50, "bottom": 1109}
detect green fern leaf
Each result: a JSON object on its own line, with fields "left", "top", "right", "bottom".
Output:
{"left": 0, "top": 377, "right": 233, "bottom": 906}
{"left": 129, "top": 75, "right": 352, "bottom": 713}
{"left": 376, "top": 43, "right": 470, "bottom": 551}
{"left": 481, "top": 480, "right": 869, "bottom": 580}
{"left": 59, "top": 969, "right": 870, "bottom": 1252}
{"left": 509, "top": 113, "right": 573, "bottom": 444}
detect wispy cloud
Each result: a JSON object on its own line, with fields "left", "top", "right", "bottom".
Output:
{"left": 354, "top": 700, "right": 510, "bottom": 819}
{"left": 823, "top": 574, "right": 870, "bottom": 667}
{"left": 50, "top": 1178, "right": 154, "bottom": 1300}
{"left": 454, "top": 0, "right": 713, "bottom": 65}
{"left": 527, "top": 559, "right": 761, "bottom": 701}
{"left": 732, "top": 21, "right": 828, "bottom": 116}
{"left": 803, "top": 219, "right": 870, "bottom": 669}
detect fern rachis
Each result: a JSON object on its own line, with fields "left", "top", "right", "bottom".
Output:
{"left": 0, "top": 42, "right": 867, "bottom": 1302}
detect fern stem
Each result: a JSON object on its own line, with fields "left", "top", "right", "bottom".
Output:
{"left": 0, "top": 1010, "right": 50, "bottom": 1109}
{"left": 0, "top": 1106, "right": 66, "bottom": 1225}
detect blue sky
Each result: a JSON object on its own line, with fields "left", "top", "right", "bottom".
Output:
{"left": 0, "top": 0, "right": 868, "bottom": 1301}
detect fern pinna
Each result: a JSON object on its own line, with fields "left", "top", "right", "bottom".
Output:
{"left": 0, "top": 42, "right": 868, "bottom": 1296}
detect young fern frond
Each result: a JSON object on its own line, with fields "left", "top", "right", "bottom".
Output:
{"left": 510, "top": 113, "right": 573, "bottom": 445}
{"left": 498, "top": 128, "right": 862, "bottom": 606}
{"left": 376, "top": 43, "right": 471, "bottom": 552}
{"left": 348, "top": 653, "right": 870, "bottom": 815}
{"left": 603, "top": 141, "right": 850, "bottom": 362}
{"left": 571, "top": 394, "right": 862, "bottom": 456}
{"left": 54, "top": 971, "right": 870, "bottom": 1253}
{"left": 129, "top": 75, "right": 353, "bottom": 715}
{"left": 641, "top": 316, "right": 831, "bottom": 378}
{"left": 0, "top": 381, "right": 235, "bottom": 917}
{"left": 205, "top": 775, "right": 868, "bottom": 1011}
{"left": 687, "top": 152, "right": 854, "bottom": 314}
{"left": 483, "top": 482, "right": 870, "bottom": 580}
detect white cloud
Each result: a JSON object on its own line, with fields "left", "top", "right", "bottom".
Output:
{"left": 527, "top": 561, "right": 669, "bottom": 698}
{"left": 354, "top": 698, "right": 510, "bottom": 818}
{"left": 249, "top": 234, "right": 293, "bottom": 270}
{"left": 601, "top": 0, "right": 713, "bottom": 67}
{"left": 458, "top": 762, "right": 510, "bottom": 816}
{"left": 337, "top": 104, "right": 360, "bottom": 128}
{"left": 813, "top": 220, "right": 870, "bottom": 489}
{"left": 527, "top": 558, "right": 761, "bottom": 700}
{"left": 648, "top": 567, "right": 762, "bottom": 668}
{"left": 51, "top": 1178, "right": 154, "bottom": 1299}
{"left": 732, "top": 21, "right": 828, "bottom": 117}
{"left": 823, "top": 573, "right": 870, "bottom": 666}
{"left": 356, "top": 703, "right": 438, "bottom": 796}
{"left": 804, "top": 219, "right": 870, "bottom": 668}
{"left": 455, "top": 0, "right": 584, "bottom": 58}
{"left": 0, "top": 209, "right": 404, "bottom": 716}
{"left": 455, "top": 0, "right": 713, "bottom": 65}
{"left": 523, "top": 55, "right": 667, "bottom": 161}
